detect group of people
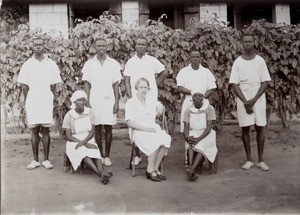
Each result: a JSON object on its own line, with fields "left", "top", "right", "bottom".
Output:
{"left": 17, "top": 33, "right": 271, "bottom": 184}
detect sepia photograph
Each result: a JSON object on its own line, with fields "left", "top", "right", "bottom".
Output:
{"left": 1, "top": 0, "right": 300, "bottom": 214}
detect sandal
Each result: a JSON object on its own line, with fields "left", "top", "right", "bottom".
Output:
{"left": 185, "top": 166, "right": 193, "bottom": 180}
{"left": 100, "top": 175, "right": 110, "bottom": 185}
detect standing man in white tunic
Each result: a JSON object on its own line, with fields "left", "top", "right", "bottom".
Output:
{"left": 229, "top": 34, "right": 271, "bottom": 171}
{"left": 176, "top": 48, "right": 217, "bottom": 166}
{"left": 82, "top": 38, "right": 121, "bottom": 167}
{"left": 17, "top": 36, "right": 62, "bottom": 170}
{"left": 124, "top": 36, "right": 169, "bottom": 165}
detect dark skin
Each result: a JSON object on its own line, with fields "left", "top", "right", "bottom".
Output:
{"left": 177, "top": 50, "right": 214, "bottom": 99}
{"left": 231, "top": 35, "right": 269, "bottom": 163}
{"left": 83, "top": 39, "right": 119, "bottom": 158}
{"left": 124, "top": 38, "right": 169, "bottom": 98}
{"left": 21, "top": 38, "right": 58, "bottom": 162}
{"left": 65, "top": 97, "right": 111, "bottom": 184}
{"left": 183, "top": 93, "right": 214, "bottom": 178}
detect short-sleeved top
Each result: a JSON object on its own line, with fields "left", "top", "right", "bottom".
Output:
{"left": 123, "top": 53, "right": 165, "bottom": 98}
{"left": 62, "top": 107, "right": 95, "bottom": 135}
{"left": 17, "top": 55, "right": 62, "bottom": 90}
{"left": 229, "top": 55, "right": 271, "bottom": 85}
{"left": 81, "top": 55, "right": 121, "bottom": 96}
{"left": 183, "top": 104, "right": 216, "bottom": 123}
{"left": 176, "top": 64, "right": 216, "bottom": 93}
{"left": 125, "top": 96, "right": 161, "bottom": 127}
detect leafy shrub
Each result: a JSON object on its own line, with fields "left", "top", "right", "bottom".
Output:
{"left": 1, "top": 10, "right": 299, "bottom": 132}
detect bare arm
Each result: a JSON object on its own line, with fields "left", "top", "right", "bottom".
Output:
{"left": 84, "top": 81, "right": 91, "bottom": 107}
{"left": 126, "top": 120, "right": 156, "bottom": 133}
{"left": 124, "top": 76, "right": 132, "bottom": 98}
{"left": 194, "top": 120, "right": 214, "bottom": 143}
{"left": 156, "top": 70, "right": 168, "bottom": 86}
{"left": 177, "top": 86, "right": 191, "bottom": 96}
{"left": 231, "top": 84, "right": 247, "bottom": 103}
{"left": 65, "top": 125, "right": 96, "bottom": 149}
{"left": 20, "top": 83, "right": 29, "bottom": 99}
{"left": 113, "top": 81, "right": 120, "bottom": 114}
{"left": 204, "top": 89, "right": 215, "bottom": 99}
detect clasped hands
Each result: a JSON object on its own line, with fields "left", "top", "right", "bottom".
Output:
{"left": 185, "top": 137, "right": 199, "bottom": 147}
{"left": 244, "top": 98, "right": 257, "bottom": 114}
{"left": 75, "top": 141, "right": 97, "bottom": 150}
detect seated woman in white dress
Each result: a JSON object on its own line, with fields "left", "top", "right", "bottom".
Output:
{"left": 125, "top": 78, "right": 171, "bottom": 182}
{"left": 183, "top": 91, "right": 218, "bottom": 181}
{"left": 62, "top": 90, "right": 112, "bottom": 185}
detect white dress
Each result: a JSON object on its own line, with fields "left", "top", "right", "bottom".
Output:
{"left": 17, "top": 55, "right": 62, "bottom": 126}
{"left": 125, "top": 96, "right": 171, "bottom": 156}
{"left": 123, "top": 53, "right": 165, "bottom": 101}
{"left": 81, "top": 55, "right": 121, "bottom": 125}
{"left": 183, "top": 103, "right": 217, "bottom": 163}
{"left": 176, "top": 64, "right": 216, "bottom": 132}
{"left": 62, "top": 107, "right": 101, "bottom": 171}
{"left": 229, "top": 55, "right": 271, "bottom": 127}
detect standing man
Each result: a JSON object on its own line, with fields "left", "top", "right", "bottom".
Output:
{"left": 82, "top": 37, "right": 121, "bottom": 167}
{"left": 124, "top": 36, "right": 169, "bottom": 165}
{"left": 229, "top": 34, "right": 271, "bottom": 171}
{"left": 17, "top": 36, "right": 62, "bottom": 170}
{"left": 176, "top": 48, "right": 217, "bottom": 166}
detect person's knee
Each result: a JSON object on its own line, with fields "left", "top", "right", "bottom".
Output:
{"left": 104, "top": 125, "right": 112, "bottom": 133}
{"left": 31, "top": 126, "right": 40, "bottom": 135}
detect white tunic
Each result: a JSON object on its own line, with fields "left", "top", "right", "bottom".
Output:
{"left": 125, "top": 97, "right": 171, "bottom": 156}
{"left": 183, "top": 103, "right": 217, "bottom": 163}
{"left": 176, "top": 64, "right": 216, "bottom": 132}
{"left": 17, "top": 55, "right": 62, "bottom": 126}
{"left": 62, "top": 107, "right": 101, "bottom": 171}
{"left": 82, "top": 55, "right": 121, "bottom": 125}
{"left": 229, "top": 55, "right": 271, "bottom": 127}
{"left": 123, "top": 53, "right": 165, "bottom": 100}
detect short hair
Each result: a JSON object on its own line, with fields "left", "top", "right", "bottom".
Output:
{"left": 136, "top": 36, "right": 148, "bottom": 45}
{"left": 242, "top": 33, "right": 254, "bottom": 40}
{"left": 134, "top": 77, "right": 150, "bottom": 90}
{"left": 32, "top": 35, "right": 44, "bottom": 43}
{"left": 189, "top": 47, "right": 200, "bottom": 55}
{"left": 93, "top": 37, "right": 107, "bottom": 44}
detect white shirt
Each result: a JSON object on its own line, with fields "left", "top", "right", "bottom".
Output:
{"left": 229, "top": 55, "right": 271, "bottom": 85}
{"left": 81, "top": 55, "right": 122, "bottom": 125}
{"left": 176, "top": 64, "right": 216, "bottom": 94}
{"left": 123, "top": 53, "right": 165, "bottom": 99}
{"left": 17, "top": 55, "right": 62, "bottom": 125}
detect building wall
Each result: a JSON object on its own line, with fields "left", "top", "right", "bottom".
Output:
{"left": 29, "top": 3, "right": 68, "bottom": 38}
{"left": 273, "top": 4, "right": 291, "bottom": 24}
{"left": 199, "top": 3, "right": 227, "bottom": 24}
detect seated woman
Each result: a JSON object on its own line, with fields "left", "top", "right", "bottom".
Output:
{"left": 62, "top": 90, "right": 112, "bottom": 185}
{"left": 183, "top": 90, "right": 218, "bottom": 181}
{"left": 125, "top": 77, "right": 171, "bottom": 182}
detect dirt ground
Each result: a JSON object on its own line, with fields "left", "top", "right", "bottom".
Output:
{"left": 1, "top": 123, "right": 300, "bottom": 214}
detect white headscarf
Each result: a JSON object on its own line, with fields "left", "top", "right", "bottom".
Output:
{"left": 70, "top": 90, "right": 87, "bottom": 109}
{"left": 191, "top": 89, "right": 205, "bottom": 96}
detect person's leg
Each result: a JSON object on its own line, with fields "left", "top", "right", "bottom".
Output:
{"left": 82, "top": 157, "right": 101, "bottom": 177}
{"left": 95, "top": 125, "right": 103, "bottom": 157}
{"left": 153, "top": 146, "right": 167, "bottom": 171}
{"left": 242, "top": 126, "right": 252, "bottom": 161}
{"left": 187, "top": 148, "right": 195, "bottom": 167}
{"left": 103, "top": 125, "right": 112, "bottom": 158}
{"left": 255, "top": 125, "right": 265, "bottom": 162}
{"left": 40, "top": 126, "right": 50, "bottom": 161}
{"left": 94, "top": 158, "right": 113, "bottom": 178}
{"left": 241, "top": 126, "right": 254, "bottom": 169}
{"left": 146, "top": 149, "right": 161, "bottom": 181}
{"left": 255, "top": 125, "right": 269, "bottom": 170}
{"left": 31, "top": 126, "right": 41, "bottom": 162}
{"left": 191, "top": 152, "right": 204, "bottom": 172}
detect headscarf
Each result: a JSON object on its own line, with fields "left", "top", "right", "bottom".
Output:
{"left": 191, "top": 89, "right": 205, "bottom": 96}
{"left": 70, "top": 90, "right": 87, "bottom": 109}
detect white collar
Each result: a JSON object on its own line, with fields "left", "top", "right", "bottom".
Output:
{"left": 69, "top": 107, "right": 91, "bottom": 119}
{"left": 92, "top": 54, "right": 111, "bottom": 62}
{"left": 133, "top": 53, "right": 149, "bottom": 60}
{"left": 187, "top": 64, "right": 205, "bottom": 71}
{"left": 32, "top": 54, "right": 48, "bottom": 62}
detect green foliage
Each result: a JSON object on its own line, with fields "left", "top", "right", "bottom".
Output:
{"left": 1, "top": 10, "right": 299, "bottom": 132}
